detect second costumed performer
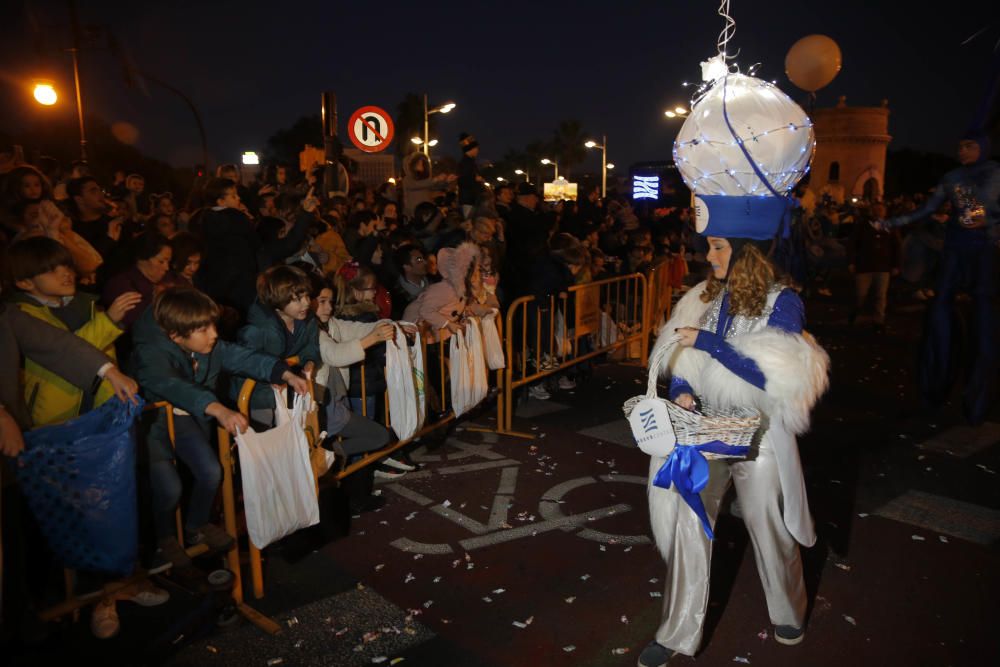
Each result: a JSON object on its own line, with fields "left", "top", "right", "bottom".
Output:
{"left": 635, "top": 55, "right": 831, "bottom": 667}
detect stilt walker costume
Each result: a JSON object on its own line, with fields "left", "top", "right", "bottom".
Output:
{"left": 629, "top": 51, "right": 830, "bottom": 664}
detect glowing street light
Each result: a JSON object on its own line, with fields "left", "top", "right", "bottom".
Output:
{"left": 584, "top": 135, "right": 609, "bottom": 197}
{"left": 664, "top": 107, "right": 689, "bottom": 119}
{"left": 33, "top": 81, "right": 58, "bottom": 106}
{"left": 422, "top": 95, "right": 457, "bottom": 157}
{"left": 606, "top": 163, "right": 615, "bottom": 170}
{"left": 540, "top": 158, "right": 559, "bottom": 179}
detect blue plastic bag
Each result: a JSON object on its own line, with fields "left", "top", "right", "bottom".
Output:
{"left": 17, "top": 397, "right": 144, "bottom": 576}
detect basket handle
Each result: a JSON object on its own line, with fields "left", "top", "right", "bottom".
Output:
{"left": 646, "top": 333, "right": 681, "bottom": 399}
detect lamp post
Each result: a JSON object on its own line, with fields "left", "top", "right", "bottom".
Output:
{"left": 584, "top": 135, "right": 609, "bottom": 198}
{"left": 411, "top": 136, "right": 439, "bottom": 158}
{"left": 423, "top": 95, "right": 456, "bottom": 157}
{"left": 663, "top": 106, "right": 689, "bottom": 119}
{"left": 540, "top": 158, "right": 559, "bottom": 180}
{"left": 514, "top": 168, "right": 531, "bottom": 182}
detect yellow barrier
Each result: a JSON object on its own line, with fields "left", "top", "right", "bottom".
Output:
{"left": 500, "top": 273, "right": 651, "bottom": 436}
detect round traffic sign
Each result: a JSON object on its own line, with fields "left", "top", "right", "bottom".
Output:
{"left": 348, "top": 106, "right": 395, "bottom": 153}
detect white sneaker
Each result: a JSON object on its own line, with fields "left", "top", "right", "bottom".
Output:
{"left": 118, "top": 579, "right": 170, "bottom": 607}
{"left": 528, "top": 385, "right": 551, "bottom": 400}
{"left": 557, "top": 376, "right": 577, "bottom": 390}
{"left": 374, "top": 465, "right": 407, "bottom": 480}
{"left": 383, "top": 456, "right": 417, "bottom": 472}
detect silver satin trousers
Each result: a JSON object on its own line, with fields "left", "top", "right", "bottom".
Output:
{"left": 653, "top": 446, "right": 807, "bottom": 656}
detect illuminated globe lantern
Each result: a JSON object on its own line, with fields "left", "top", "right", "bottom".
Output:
{"left": 673, "top": 56, "right": 815, "bottom": 240}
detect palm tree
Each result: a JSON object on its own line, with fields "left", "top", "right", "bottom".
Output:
{"left": 550, "top": 120, "right": 588, "bottom": 178}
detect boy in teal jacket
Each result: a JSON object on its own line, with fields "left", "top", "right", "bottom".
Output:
{"left": 133, "top": 286, "right": 308, "bottom": 572}
{"left": 231, "top": 265, "right": 321, "bottom": 423}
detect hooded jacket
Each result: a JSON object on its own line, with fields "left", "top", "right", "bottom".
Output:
{"left": 131, "top": 307, "right": 289, "bottom": 460}
{"left": 231, "top": 301, "right": 321, "bottom": 410}
{"left": 403, "top": 242, "right": 478, "bottom": 341}
{"left": 402, "top": 153, "right": 444, "bottom": 219}
{"left": 12, "top": 291, "right": 122, "bottom": 426}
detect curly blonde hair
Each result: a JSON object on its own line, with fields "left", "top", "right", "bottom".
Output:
{"left": 701, "top": 243, "right": 779, "bottom": 317}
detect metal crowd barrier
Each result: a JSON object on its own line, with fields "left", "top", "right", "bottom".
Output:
{"left": 227, "top": 318, "right": 506, "bottom": 607}
{"left": 497, "top": 271, "right": 667, "bottom": 437}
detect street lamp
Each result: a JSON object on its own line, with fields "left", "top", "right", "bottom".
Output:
{"left": 664, "top": 106, "right": 689, "bottom": 119}
{"left": 514, "top": 168, "right": 532, "bottom": 182}
{"left": 411, "top": 137, "right": 439, "bottom": 147}
{"left": 32, "top": 81, "right": 58, "bottom": 106}
{"left": 423, "top": 95, "right": 456, "bottom": 157}
{"left": 584, "top": 135, "right": 609, "bottom": 198}
{"left": 540, "top": 158, "right": 559, "bottom": 180}
{"left": 606, "top": 163, "right": 615, "bottom": 170}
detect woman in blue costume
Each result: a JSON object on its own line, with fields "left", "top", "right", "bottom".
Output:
{"left": 637, "top": 218, "right": 830, "bottom": 665}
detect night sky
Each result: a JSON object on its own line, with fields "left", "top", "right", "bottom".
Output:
{"left": 1, "top": 0, "right": 995, "bottom": 174}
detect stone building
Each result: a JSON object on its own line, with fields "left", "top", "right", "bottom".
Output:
{"left": 808, "top": 97, "right": 891, "bottom": 204}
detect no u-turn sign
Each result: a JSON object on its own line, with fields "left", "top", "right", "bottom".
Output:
{"left": 348, "top": 106, "right": 395, "bottom": 153}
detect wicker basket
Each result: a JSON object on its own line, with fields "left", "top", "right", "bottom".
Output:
{"left": 623, "top": 335, "right": 761, "bottom": 459}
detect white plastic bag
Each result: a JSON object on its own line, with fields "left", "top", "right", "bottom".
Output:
{"left": 599, "top": 311, "right": 620, "bottom": 348}
{"left": 406, "top": 324, "right": 426, "bottom": 432}
{"left": 449, "top": 329, "right": 473, "bottom": 417}
{"left": 481, "top": 310, "right": 506, "bottom": 370}
{"left": 236, "top": 388, "right": 320, "bottom": 549}
{"left": 465, "top": 318, "right": 489, "bottom": 407}
{"left": 386, "top": 323, "right": 418, "bottom": 441}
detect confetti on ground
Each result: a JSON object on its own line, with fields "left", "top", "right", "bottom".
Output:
{"left": 267, "top": 660, "right": 284, "bottom": 667}
{"left": 207, "top": 646, "right": 218, "bottom": 654}
{"left": 335, "top": 628, "right": 350, "bottom": 637}
{"left": 294, "top": 640, "right": 304, "bottom": 649}
{"left": 844, "top": 615, "right": 857, "bottom": 626}
{"left": 493, "top": 588, "right": 506, "bottom": 594}
{"left": 649, "top": 578, "right": 659, "bottom": 584}
{"left": 580, "top": 574, "right": 591, "bottom": 581}
{"left": 405, "top": 512, "right": 417, "bottom": 521}
{"left": 565, "top": 597, "right": 576, "bottom": 604}
{"left": 433, "top": 576, "right": 442, "bottom": 583}
{"left": 404, "top": 573, "right": 415, "bottom": 583}
{"left": 620, "top": 615, "right": 629, "bottom": 624}
{"left": 911, "top": 535, "right": 926, "bottom": 542}
{"left": 858, "top": 513, "right": 869, "bottom": 518}
{"left": 442, "top": 500, "right": 451, "bottom": 507}
{"left": 391, "top": 659, "right": 405, "bottom": 665}
{"left": 835, "top": 563, "right": 852, "bottom": 571}
{"left": 624, "top": 546, "right": 633, "bottom": 552}
{"left": 650, "top": 592, "right": 663, "bottom": 598}
{"left": 372, "top": 657, "right": 387, "bottom": 664}
{"left": 758, "top": 629, "right": 769, "bottom": 641}
{"left": 375, "top": 563, "right": 385, "bottom": 571}
{"left": 977, "top": 464, "right": 996, "bottom": 474}
{"left": 599, "top": 545, "right": 607, "bottom": 552}
{"left": 413, "top": 554, "right": 423, "bottom": 560}
{"left": 286, "top": 617, "right": 299, "bottom": 627}
{"left": 939, "top": 535, "right": 949, "bottom": 543}
{"left": 563, "top": 645, "right": 577, "bottom": 653}
{"left": 423, "top": 600, "right": 434, "bottom": 608}
{"left": 733, "top": 657, "right": 751, "bottom": 664}
{"left": 482, "top": 597, "right": 493, "bottom": 603}
{"left": 612, "top": 648, "right": 631, "bottom": 655}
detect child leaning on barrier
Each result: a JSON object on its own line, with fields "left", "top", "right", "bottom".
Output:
{"left": 231, "top": 264, "right": 321, "bottom": 426}
{"left": 311, "top": 275, "right": 404, "bottom": 508}
{"left": 131, "top": 286, "right": 309, "bottom": 573}
{"left": 6, "top": 236, "right": 142, "bottom": 426}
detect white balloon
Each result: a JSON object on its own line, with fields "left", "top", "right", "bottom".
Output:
{"left": 673, "top": 73, "right": 815, "bottom": 197}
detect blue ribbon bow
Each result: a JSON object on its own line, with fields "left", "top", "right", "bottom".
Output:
{"left": 652, "top": 441, "right": 751, "bottom": 539}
